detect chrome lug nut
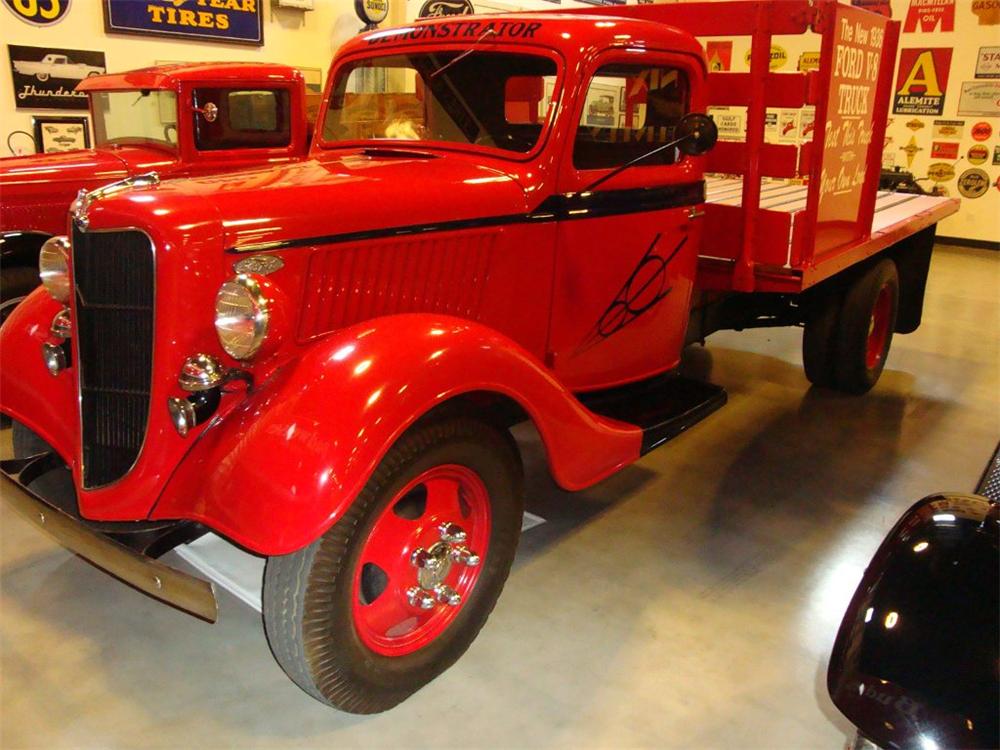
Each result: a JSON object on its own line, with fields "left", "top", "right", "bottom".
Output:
{"left": 406, "top": 586, "right": 436, "bottom": 610}
{"left": 433, "top": 584, "right": 461, "bottom": 606}
{"left": 450, "top": 545, "right": 480, "bottom": 567}
{"left": 411, "top": 548, "right": 444, "bottom": 571}
{"left": 439, "top": 522, "right": 467, "bottom": 543}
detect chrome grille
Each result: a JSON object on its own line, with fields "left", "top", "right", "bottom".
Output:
{"left": 72, "top": 227, "right": 154, "bottom": 488}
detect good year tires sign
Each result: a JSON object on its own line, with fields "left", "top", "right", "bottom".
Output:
{"left": 103, "top": 0, "right": 264, "bottom": 46}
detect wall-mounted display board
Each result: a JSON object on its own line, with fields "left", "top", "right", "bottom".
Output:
{"left": 103, "top": 0, "right": 264, "bottom": 46}
{"left": 7, "top": 44, "right": 106, "bottom": 110}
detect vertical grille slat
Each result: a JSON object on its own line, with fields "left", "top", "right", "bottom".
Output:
{"left": 73, "top": 227, "right": 154, "bottom": 488}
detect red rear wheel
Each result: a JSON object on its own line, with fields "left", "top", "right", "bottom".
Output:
{"left": 865, "top": 283, "right": 893, "bottom": 370}
{"left": 352, "top": 465, "right": 491, "bottom": 656}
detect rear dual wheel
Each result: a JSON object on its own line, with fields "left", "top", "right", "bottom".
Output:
{"left": 262, "top": 417, "right": 523, "bottom": 714}
{"left": 802, "top": 258, "right": 900, "bottom": 394}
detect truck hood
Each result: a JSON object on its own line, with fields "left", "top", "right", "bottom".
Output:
{"left": 139, "top": 149, "right": 530, "bottom": 251}
{"left": 0, "top": 145, "right": 177, "bottom": 233}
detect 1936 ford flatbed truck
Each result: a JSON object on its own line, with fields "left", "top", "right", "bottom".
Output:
{"left": 0, "top": 0, "right": 958, "bottom": 713}
{"left": 0, "top": 62, "right": 310, "bottom": 318}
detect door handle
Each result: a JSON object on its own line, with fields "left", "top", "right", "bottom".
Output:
{"left": 688, "top": 207, "right": 706, "bottom": 220}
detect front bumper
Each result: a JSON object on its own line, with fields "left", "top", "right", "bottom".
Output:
{"left": 0, "top": 454, "right": 218, "bottom": 622}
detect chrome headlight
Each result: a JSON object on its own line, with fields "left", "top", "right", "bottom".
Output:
{"left": 215, "top": 274, "right": 269, "bottom": 360}
{"left": 39, "top": 235, "right": 70, "bottom": 302}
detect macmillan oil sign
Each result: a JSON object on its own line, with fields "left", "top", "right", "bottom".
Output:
{"left": 103, "top": 0, "right": 263, "bottom": 46}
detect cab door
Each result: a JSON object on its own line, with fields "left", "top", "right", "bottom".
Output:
{"left": 546, "top": 50, "right": 706, "bottom": 392}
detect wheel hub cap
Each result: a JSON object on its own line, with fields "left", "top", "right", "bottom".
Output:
{"left": 351, "top": 465, "right": 491, "bottom": 657}
{"left": 407, "top": 524, "right": 481, "bottom": 609}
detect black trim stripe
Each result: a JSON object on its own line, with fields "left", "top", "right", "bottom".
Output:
{"left": 227, "top": 181, "right": 705, "bottom": 253}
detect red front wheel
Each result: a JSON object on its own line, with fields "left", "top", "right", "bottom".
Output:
{"left": 263, "top": 417, "right": 523, "bottom": 713}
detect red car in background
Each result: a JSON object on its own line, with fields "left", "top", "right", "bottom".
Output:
{"left": 0, "top": 62, "right": 311, "bottom": 319}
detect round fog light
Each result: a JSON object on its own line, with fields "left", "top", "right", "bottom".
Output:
{"left": 51, "top": 308, "right": 72, "bottom": 339}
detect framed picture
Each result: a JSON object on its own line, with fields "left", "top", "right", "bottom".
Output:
{"left": 103, "top": 0, "right": 264, "bottom": 46}
{"left": 8, "top": 44, "right": 106, "bottom": 110}
{"left": 33, "top": 115, "right": 90, "bottom": 153}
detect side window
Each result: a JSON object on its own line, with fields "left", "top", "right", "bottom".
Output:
{"left": 193, "top": 88, "right": 291, "bottom": 151}
{"left": 574, "top": 63, "right": 689, "bottom": 170}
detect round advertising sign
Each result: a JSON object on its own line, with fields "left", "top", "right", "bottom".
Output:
{"left": 3, "top": 0, "right": 70, "bottom": 25}
{"left": 970, "top": 121, "right": 993, "bottom": 141}
{"left": 967, "top": 145, "right": 989, "bottom": 166}
{"left": 957, "top": 168, "right": 989, "bottom": 199}
{"left": 418, "top": 0, "right": 473, "bottom": 17}
{"left": 927, "top": 162, "right": 955, "bottom": 182}
{"left": 356, "top": 0, "right": 389, "bottom": 27}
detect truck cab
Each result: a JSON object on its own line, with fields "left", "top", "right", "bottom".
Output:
{"left": 0, "top": 0, "right": 958, "bottom": 715}
{"left": 0, "top": 63, "right": 310, "bottom": 318}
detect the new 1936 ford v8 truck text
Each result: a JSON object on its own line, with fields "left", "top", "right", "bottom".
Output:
{"left": 0, "top": 0, "right": 958, "bottom": 713}
{"left": 0, "top": 63, "right": 310, "bottom": 319}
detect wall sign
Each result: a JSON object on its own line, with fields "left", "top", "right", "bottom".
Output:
{"left": 957, "top": 168, "right": 989, "bottom": 198}
{"left": 903, "top": 0, "right": 955, "bottom": 32}
{"left": 967, "top": 144, "right": 989, "bottom": 164}
{"left": 930, "top": 141, "right": 959, "bottom": 159}
{"left": 993, "top": 145, "right": 1000, "bottom": 166}
{"left": 798, "top": 51, "right": 821, "bottom": 72}
{"left": 971, "top": 121, "right": 993, "bottom": 140}
{"left": 957, "top": 80, "right": 1000, "bottom": 116}
{"left": 976, "top": 46, "right": 1000, "bottom": 78}
{"left": 931, "top": 118, "right": 963, "bottom": 138}
{"left": 851, "top": 0, "right": 892, "bottom": 17}
{"left": 103, "top": 0, "right": 263, "bottom": 46}
{"left": 3, "top": 0, "right": 70, "bottom": 25}
{"left": 7, "top": 44, "right": 105, "bottom": 110}
{"left": 893, "top": 48, "right": 953, "bottom": 116}
{"left": 417, "top": 0, "right": 473, "bottom": 17}
{"left": 355, "top": 0, "right": 388, "bottom": 30}
{"left": 32, "top": 114, "right": 89, "bottom": 153}
{"left": 926, "top": 162, "right": 955, "bottom": 182}
{"left": 971, "top": 0, "right": 999, "bottom": 25}
{"left": 900, "top": 136, "right": 922, "bottom": 167}
{"left": 744, "top": 45, "right": 787, "bottom": 71}
{"left": 706, "top": 41, "right": 732, "bottom": 72}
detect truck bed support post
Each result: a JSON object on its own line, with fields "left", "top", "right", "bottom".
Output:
{"left": 735, "top": 1, "right": 771, "bottom": 293}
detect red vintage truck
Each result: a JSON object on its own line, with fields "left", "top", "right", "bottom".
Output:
{"left": 0, "top": 0, "right": 958, "bottom": 714}
{"left": 0, "top": 62, "right": 310, "bottom": 319}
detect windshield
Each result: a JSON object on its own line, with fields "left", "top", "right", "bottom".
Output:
{"left": 91, "top": 90, "right": 178, "bottom": 151}
{"left": 322, "top": 51, "right": 558, "bottom": 154}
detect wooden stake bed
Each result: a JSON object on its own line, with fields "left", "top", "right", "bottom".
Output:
{"left": 698, "top": 174, "right": 959, "bottom": 294}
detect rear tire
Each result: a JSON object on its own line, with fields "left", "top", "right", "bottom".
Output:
{"left": 801, "top": 260, "right": 900, "bottom": 394}
{"left": 262, "top": 417, "right": 523, "bottom": 713}
{"left": 832, "top": 259, "right": 899, "bottom": 395}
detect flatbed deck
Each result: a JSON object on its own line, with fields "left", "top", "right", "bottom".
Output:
{"left": 699, "top": 175, "right": 958, "bottom": 293}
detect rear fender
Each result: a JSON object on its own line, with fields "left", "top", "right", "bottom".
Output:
{"left": 152, "top": 314, "right": 641, "bottom": 554}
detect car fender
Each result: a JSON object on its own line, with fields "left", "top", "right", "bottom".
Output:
{"left": 152, "top": 314, "right": 642, "bottom": 554}
{"left": 828, "top": 492, "right": 999, "bottom": 750}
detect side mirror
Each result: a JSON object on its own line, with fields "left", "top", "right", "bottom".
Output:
{"left": 676, "top": 113, "right": 718, "bottom": 156}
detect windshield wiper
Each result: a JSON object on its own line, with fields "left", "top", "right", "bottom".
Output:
{"left": 429, "top": 29, "right": 497, "bottom": 80}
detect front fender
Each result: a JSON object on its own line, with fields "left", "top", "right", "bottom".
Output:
{"left": 828, "top": 493, "right": 999, "bottom": 750}
{"left": 151, "top": 314, "right": 641, "bottom": 554}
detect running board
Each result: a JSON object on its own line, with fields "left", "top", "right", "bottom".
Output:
{"left": 579, "top": 374, "right": 727, "bottom": 455}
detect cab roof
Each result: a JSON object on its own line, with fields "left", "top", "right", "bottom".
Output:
{"left": 342, "top": 13, "right": 706, "bottom": 68}
{"left": 77, "top": 62, "right": 302, "bottom": 92}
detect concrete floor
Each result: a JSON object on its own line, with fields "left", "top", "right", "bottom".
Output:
{"left": 1, "top": 244, "right": 997, "bottom": 749}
